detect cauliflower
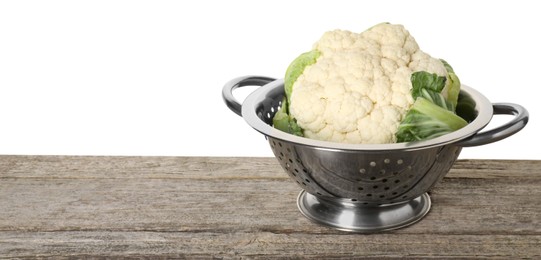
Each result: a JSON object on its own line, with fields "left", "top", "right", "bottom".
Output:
{"left": 273, "top": 23, "right": 467, "bottom": 144}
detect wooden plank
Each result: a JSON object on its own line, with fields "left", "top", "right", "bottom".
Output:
{"left": 449, "top": 159, "right": 541, "bottom": 179}
{"left": 0, "top": 156, "right": 285, "bottom": 179}
{"left": 1, "top": 232, "right": 539, "bottom": 259}
{"left": 0, "top": 156, "right": 540, "bottom": 258}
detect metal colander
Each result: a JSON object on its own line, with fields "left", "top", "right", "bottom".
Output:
{"left": 223, "top": 76, "right": 528, "bottom": 232}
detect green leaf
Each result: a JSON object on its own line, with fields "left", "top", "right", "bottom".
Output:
{"left": 440, "top": 59, "right": 461, "bottom": 108}
{"left": 418, "top": 88, "right": 454, "bottom": 111}
{"left": 272, "top": 97, "right": 304, "bottom": 137}
{"left": 440, "top": 59, "right": 455, "bottom": 73}
{"left": 272, "top": 49, "right": 319, "bottom": 137}
{"left": 410, "top": 71, "right": 446, "bottom": 99}
{"left": 397, "top": 67, "right": 467, "bottom": 143}
{"left": 396, "top": 97, "right": 468, "bottom": 142}
{"left": 284, "top": 50, "right": 321, "bottom": 104}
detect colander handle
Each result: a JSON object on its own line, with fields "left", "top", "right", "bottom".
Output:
{"left": 222, "top": 76, "right": 276, "bottom": 116}
{"left": 456, "top": 103, "right": 529, "bottom": 147}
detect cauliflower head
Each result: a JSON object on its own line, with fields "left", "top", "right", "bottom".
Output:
{"left": 276, "top": 23, "right": 464, "bottom": 144}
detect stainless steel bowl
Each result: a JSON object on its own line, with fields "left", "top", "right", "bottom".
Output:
{"left": 222, "top": 76, "right": 528, "bottom": 232}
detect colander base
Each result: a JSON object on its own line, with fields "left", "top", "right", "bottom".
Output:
{"left": 296, "top": 190, "right": 431, "bottom": 233}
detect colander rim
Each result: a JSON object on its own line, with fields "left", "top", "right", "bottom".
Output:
{"left": 241, "top": 79, "right": 493, "bottom": 151}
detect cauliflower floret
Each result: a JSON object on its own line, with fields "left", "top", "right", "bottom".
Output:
{"left": 289, "top": 23, "right": 448, "bottom": 144}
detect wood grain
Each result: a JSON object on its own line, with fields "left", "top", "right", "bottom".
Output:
{"left": 1, "top": 156, "right": 540, "bottom": 258}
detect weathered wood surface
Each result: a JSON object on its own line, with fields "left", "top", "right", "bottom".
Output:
{"left": 0, "top": 156, "right": 540, "bottom": 259}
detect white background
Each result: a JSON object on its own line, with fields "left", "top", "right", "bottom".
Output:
{"left": 0, "top": 0, "right": 538, "bottom": 159}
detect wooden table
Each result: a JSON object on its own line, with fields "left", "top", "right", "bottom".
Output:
{"left": 0, "top": 156, "right": 540, "bottom": 258}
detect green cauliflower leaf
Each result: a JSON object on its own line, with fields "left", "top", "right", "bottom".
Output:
{"left": 273, "top": 50, "right": 320, "bottom": 136}
{"left": 396, "top": 61, "right": 468, "bottom": 143}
